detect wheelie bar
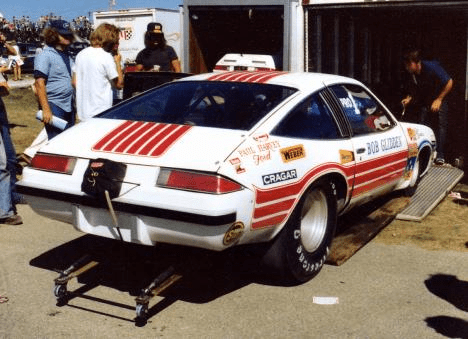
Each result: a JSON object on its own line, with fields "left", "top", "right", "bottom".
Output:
{"left": 135, "top": 265, "right": 182, "bottom": 320}
{"left": 53, "top": 255, "right": 99, "bottom": 300}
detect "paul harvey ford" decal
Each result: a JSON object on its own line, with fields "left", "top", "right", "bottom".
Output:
{"left": 262, "top": 169, "right": 297, "bottom": 185}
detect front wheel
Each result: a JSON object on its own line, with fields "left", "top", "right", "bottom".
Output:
{"left": 261, "top": 181, "right": 337, "bottom": 283}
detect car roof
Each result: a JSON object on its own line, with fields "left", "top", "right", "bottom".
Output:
{"left": 183, "top": 71, "right": 363, "bottom": 93}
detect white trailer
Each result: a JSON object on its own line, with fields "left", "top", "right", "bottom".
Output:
{"left": 92, "top": 8, "right": 182, "bottom": 65}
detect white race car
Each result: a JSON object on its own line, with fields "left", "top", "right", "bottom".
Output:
{"left": 18, "top": 71, "right": 436, "bottom": 283}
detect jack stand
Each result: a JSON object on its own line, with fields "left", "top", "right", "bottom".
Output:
{"left": 53, "top": 255, "right": 99, "bottom": 302}
{"left": 135, "top": 266, "right": 182, "bottom": 320}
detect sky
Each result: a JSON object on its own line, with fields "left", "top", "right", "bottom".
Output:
{"left": 0, "top": 0, "right": 182, "bottom": 22}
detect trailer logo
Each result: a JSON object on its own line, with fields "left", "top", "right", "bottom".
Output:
{"left": 120, "top": 27, "right": 133, "bottom": 40}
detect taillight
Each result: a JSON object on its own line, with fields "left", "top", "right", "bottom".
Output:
{"left": 30, "top": 153, "right": 77, "bottom": 174}
{"left": 157, "top": 169, "right": 242, "bottom": 194}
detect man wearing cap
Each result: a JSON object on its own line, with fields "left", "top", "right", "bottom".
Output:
{"left": 135, "top": 22, "right": 180, "bottom": 72}
{"left": 34, "top": 20, "right": 76, "bottom": 140}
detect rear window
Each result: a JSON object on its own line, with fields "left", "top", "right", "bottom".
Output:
{"left": 97, "top": 81, "right": 297, "bottom": 130}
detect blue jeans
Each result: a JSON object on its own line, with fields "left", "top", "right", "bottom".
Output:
{"left": 0, "top": 97, "right": 21, "bottom": 207}
{"left": 0, "top": 136, "right": 13, "bottom": 219}
{"left": 45, "top": 102, "right": 75, "bottom": 140}
{"left": 420, "top": 102, "right": 448, "bottom": 160}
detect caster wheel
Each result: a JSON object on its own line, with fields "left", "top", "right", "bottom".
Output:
{"left": 53, "top": 284, "right": 67, "bottom": 299}
{"left": 136, "top": 303, "right": 148, "bottom": 319}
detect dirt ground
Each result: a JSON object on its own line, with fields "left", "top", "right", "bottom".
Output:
{"left": 3, "top": 75, "right": 468, "bottom": 253}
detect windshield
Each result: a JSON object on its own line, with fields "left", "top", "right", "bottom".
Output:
{"left": 97, "top": 81, "right": 297, "bottom": 130}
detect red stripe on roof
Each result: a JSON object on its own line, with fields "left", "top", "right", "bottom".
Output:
{"left": 207, "top": 71, "right": 286, "bottom": 83}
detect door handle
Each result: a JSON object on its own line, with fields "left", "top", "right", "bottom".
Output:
{"left": 356, "top": 148, "right": 366, "bottom": 154}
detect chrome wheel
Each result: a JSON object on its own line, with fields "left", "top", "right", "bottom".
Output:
{"left": 300, "top": 189, "right": 328, "bottom": 253}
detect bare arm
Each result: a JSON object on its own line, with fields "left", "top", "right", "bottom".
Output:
{"left": 0, "top": 34, "right": 17, "bottom": 56}
{"left": 112, "top": 53, "right": 124, "bottom": 90}
{"left": 34, "top": 77, "right": 53, "bottom": 124}
{"left": 431, "top": 78, "right": 453, "bottom": 112}
{"left": 171, "top": 59, "right": 181, "bottom": 73}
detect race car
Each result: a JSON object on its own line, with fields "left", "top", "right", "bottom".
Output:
{"left": 17, "top": 71, "right": 436, "bottom": 283}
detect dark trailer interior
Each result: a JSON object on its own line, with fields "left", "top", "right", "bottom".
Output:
{"left": 187, "top": 5, "right": 284, "bottom": 73}
{"left": 184, "top": 0, "right": 468, "bottom": 172}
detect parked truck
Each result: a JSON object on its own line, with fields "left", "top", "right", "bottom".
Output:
{"left": 92, "top": 8, "right": 182, "bottom": 67}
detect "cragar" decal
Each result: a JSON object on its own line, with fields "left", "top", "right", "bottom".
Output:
{"left": 262, "top": 169, "right": 297, "bottom": 185}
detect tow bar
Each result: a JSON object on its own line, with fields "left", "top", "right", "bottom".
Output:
{"left": 53, "top": 255, "right": 99, "bottom": 301}
{"left": 52, "top": 257, "right": 182, "bottom": 321}
{"left": 135, "top": 266, "right": 182, "bottom": 320}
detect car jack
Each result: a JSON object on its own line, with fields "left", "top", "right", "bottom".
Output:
{"left": 135, "top": 265, "right": 182, "bottom": 320}
{"left": 53, "top": 255, "right": 99, "bottom": 302}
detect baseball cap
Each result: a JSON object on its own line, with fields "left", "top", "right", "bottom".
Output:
{"left": 47, "top": 20, "right": 73, "bottom": 37}
{"left": 147, "top": 22, "right": 163, "bottom": 33}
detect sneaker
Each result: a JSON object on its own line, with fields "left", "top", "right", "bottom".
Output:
{"left": 0, "top": 214, "right": 23, "bottom": 225}
{"left": 435, "top": 158, "right": 445, "bottom": 165}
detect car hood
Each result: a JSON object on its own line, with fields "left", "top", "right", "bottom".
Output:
{"left": 39, "top": 119, "right": 246, "bottom": 172}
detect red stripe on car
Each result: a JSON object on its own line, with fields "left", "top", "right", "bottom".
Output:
{"left": 92, "top": 120, "right": 135, "bottom": 151}
{"left": 148, "top": 125, "right": 192, "bottom": 157}
{"left": 207, "top": 71, "right": 286, "bottom": 83}
{"left": 251, "top": 150, "right": 408, "bottom": 229}
{"left": 125, "top": 123, "right": 168, "bottom": 154}
{"left": 93, "top": 121, "right": 192, "bottom": 157}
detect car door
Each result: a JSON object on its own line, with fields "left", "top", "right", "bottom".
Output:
{"left": 328, "top": 83, "right": 409, "bottom": 205}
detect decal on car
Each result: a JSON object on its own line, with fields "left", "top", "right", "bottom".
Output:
{"left": 207, "top": 70, "right": 287, "bottom": 83}
{"left": 339, "top": 150, "right": 354, "bottom": 164}
{"left": 407, "top": 127, "right": 417, "bottom": 142}
{"left": 92, "top": 121, "right": 192, "bottom": 157}
{"left": 262, "top": 169, "right": 298, "bottom": 186}
{"left": 280, "top": 145, "right": 305, "bottom": 163}
{"left": 223, "top": 222, "right": 245, "bottom": 246}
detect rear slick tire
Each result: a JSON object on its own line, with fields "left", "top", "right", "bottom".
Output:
{"left": 262, "top": 181, "right": 337, "bottom": 284}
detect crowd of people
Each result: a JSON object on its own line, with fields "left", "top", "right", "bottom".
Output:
{"left": 0, "top": 16, "right": 181, "bottom": 225}
{"left": 0, "top": 14, "right": 92, "bottom": 44}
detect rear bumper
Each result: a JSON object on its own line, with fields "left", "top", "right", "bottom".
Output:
{"left": 17, "top": 185, "right": 236, "bottom": 226}
{"left": 17, "top": 184, "right": 244, "bottom": 251}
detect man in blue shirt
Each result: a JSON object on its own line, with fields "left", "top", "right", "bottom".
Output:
{"left": 401, "top": 49, "right": 453, "bottom": 165}
{"left": 34, "top": 20, "right": 75, "bottom": 139}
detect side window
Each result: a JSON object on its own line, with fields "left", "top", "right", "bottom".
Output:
{"left": 272, "top": 92, "right": 340, "bottom": 140}
{"left": 330, "top": 84, "right": 393, "bottom": 136}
